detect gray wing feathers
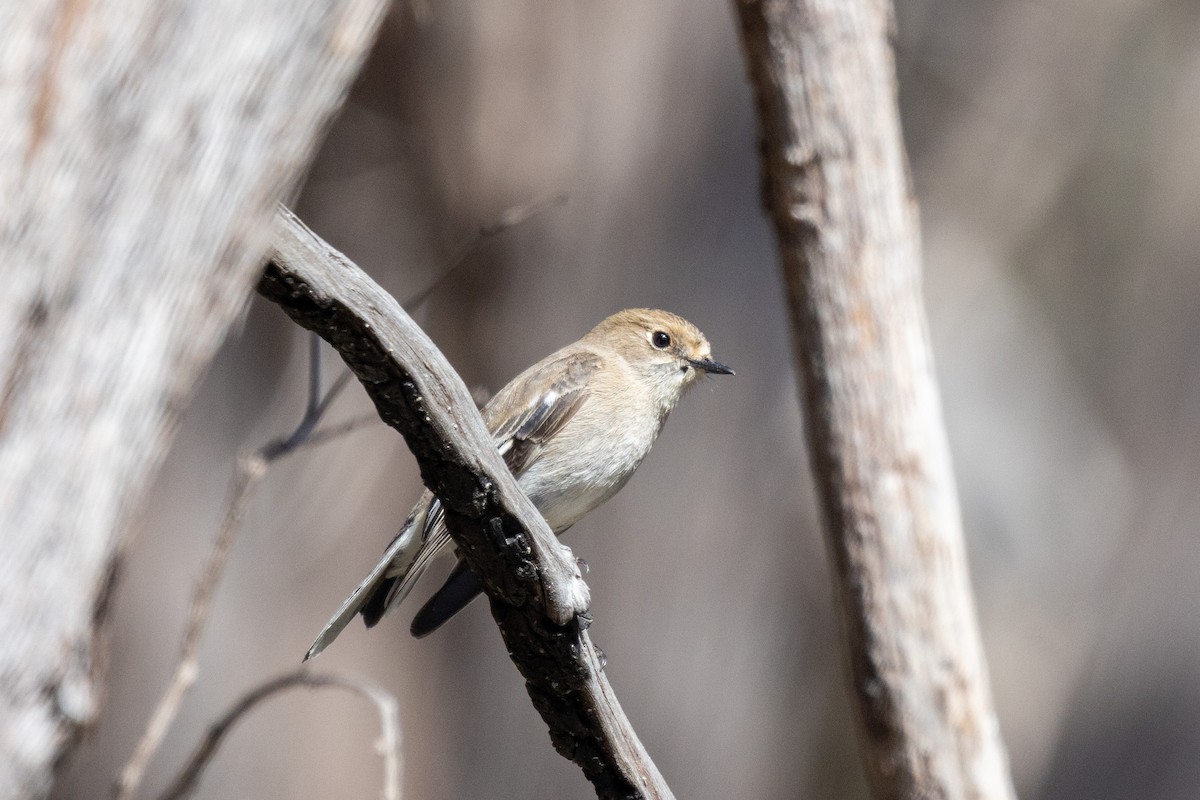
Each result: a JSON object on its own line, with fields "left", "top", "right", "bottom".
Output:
{"left": 305, "top": 501, "right": 435, "bottom": 660}
{"left": 379, "top": 520, "right": 451, "bottom": 613}
{"left": 487, "top": 351, "right": 600, "bottom": 477}
{"left": 306, "top": 349, "right": 604, "bottom": 656}
{"left": 305, "top": 531, "right": 411, "bottom": 660}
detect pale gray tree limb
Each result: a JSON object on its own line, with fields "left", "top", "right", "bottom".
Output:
{"left": 261, "top": 206, "right": 674, "bottom": 800}
{"left": 0, "top": 2, "right": 390, "bottom": 797}
{"left": 733, "top": 1, "right": 1018, "bottom": 798}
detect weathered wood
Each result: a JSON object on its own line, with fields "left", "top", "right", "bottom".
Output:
{"left": 733, "top": 1, "right": 1017, "bottom": 798}
{"left": 262, "top": 206, "right": 674, "bottom": 800}
{"left": 0, "top": 2, "right": 388, "bottom": 797}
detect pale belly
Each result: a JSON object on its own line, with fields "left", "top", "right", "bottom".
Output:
{"left": 516, "top": 412, "right": 662, "bottom": 533}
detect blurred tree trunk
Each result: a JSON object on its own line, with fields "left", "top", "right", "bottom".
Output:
{"left": 733, "top": 1, "right": 1017, "bottom": 799}
{"left": 0, "top": 2, "right": 388, "bottom": 797}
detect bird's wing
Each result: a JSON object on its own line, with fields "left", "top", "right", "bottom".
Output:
{"left": 485, "top": 349, "right": 603, "bottom": 478}
{"left": 391, "top": 352, "right": 601, "bottom": 638}
{"left": 304, "top": 501, "right": 432, "bottom": 660}
{"left": 368, "top": 499, "right": 450, "bottom": 621}
{"left": 306, "top": 350, "right": 604, "bottom": 658}
{"left": 392, "top": 349, "right": 603, "bottom": 600}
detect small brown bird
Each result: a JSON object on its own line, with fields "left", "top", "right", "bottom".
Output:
{"left": 306, "top": 309, "right": 733, "bottom": 659}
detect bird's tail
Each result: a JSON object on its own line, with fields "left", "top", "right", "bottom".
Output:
{"left": 304, "top": 503, "right": 436, "bottom": 660}
{"left": 409, "top": 558, "right": 484, "bottom": 638}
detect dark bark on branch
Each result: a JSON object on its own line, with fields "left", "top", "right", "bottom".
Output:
{"left": 261, "top": 206, "right": 674, "bottom": 800}
{"left": 0, "top": 3, "right": 387, "bottom": 797}
{"left": 733, "top": 2, "right": 1017, "bottom": 799}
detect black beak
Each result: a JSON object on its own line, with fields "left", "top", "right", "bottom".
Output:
{"left": 688, "top": 357, "right": 735, "bottom": 376}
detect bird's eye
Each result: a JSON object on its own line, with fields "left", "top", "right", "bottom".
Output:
{"left": 651, "top": 331, "right": 671, "bottom": 349}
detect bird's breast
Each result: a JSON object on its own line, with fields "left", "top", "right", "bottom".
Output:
{"left": 518, "top": 405, "right": 663, "bottom": 533}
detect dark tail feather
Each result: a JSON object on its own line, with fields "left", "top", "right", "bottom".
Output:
{"left": 361, "top": 576, "right": 398, "bottom": 628}
{"left": 410, "top": 559, "right": 484, "bottom": 638}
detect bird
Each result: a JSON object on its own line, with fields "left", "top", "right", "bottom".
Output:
{"left": 305, "top": 308, "right": 733, "bottom": 660}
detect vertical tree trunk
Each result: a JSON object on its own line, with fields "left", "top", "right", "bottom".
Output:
{"left": 0, "top": 2, "right": 388, "bottom": 797}
{"left": 733, "top": 2, "right": 1017, "bottom": 798}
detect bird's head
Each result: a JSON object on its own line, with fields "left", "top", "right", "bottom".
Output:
{"left": 587, "top": 308, "right": 734, "bottom": 407}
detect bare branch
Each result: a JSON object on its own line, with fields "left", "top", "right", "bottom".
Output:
{"left": 260, "top": 205, "right": 673, "bottom": 799}
{"left": 297, "top": 413, "right": 381, "bottom": 449}
{"left": 734, "top": 2, "right": 1016, "bottom": 799}
{"left": 156, "top": 670, "right": 402, "bottom": 800}
{"left": 116, "top": 194, "right": 568, "bottom": 799}
{"left": 113, "top": 454, "right": 267, "bottom": 800}
{"left": 404, "top": 192, "right": 568, "bottom": 310}
{"left": 115, "top": 335, "right": 362, "bottom": 800}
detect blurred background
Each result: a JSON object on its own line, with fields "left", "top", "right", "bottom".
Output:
{"left": 55, "top": 0, "right": 1200, "bottom": 798}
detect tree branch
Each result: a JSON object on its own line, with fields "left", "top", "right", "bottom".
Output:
{"left": 115, "top": 379, "right": 363, "bottom": 800}
{"left": 156, "top": 670, "right": 401, "bottom": 800}
{"left": 117, "top": 195, "right": 567, "bottom": 799}
{"left": 261, "top": 205, "right": 673, "bottom": 800}
{"left": 733, "top": 1, "right": 1016, "bottom": 799}
{"left": 114, "top": 453, "right": 267, "bottom": 800}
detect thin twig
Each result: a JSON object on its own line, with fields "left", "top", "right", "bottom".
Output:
{"left": 307, "top": 333, "right": 322, "bottom": 414}
{"left": 156, "top": 669, "right": 402, "bottom": 800}
{"left": 113, "top": 452, "right": 268, "bottom": 800}
{"left": 116, "top": 343, "right": 352, "bottom": 800}
{"left": 263, "top": 340, "right": 356, "bottom": 459}
{"left": 404, "top": 193, "right": 567, "bottom": 310}
{"left": 297, "top": 413, "right": 381, "bottom": 449}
